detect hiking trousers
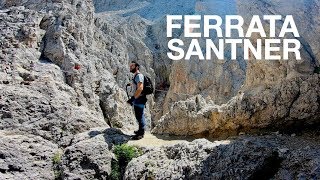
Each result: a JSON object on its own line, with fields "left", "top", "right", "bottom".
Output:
{"left": 133, "top": 103, "right": 146, "bottom": 133}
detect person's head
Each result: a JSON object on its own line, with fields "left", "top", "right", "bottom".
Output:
{"left": 130, "top": 61, "right": 140, "bottom": 73}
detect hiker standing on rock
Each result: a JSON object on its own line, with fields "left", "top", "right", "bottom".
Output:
{"left": 127, "top": 61, "right": 147, "bottom": 138}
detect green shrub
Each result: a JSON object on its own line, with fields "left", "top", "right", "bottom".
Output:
{"left": 52, "top": 152, "right": 62, "bottom": 165}
{"left": 52, "top": 152, "right": 62, "bottom": 180}
{"left": 314, "top": 66, "right": 320, "bottom": 74}
{"left": 110, "top": 144, "right": 143, "bottom": 180}
{"left": 114, "top": 144, "right": 142, "bottom": 163}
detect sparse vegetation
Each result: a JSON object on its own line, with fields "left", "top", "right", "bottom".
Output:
{"left": 111, "top": 144, "right": 143, "bottom": 180}
{"left": 52, "top": 152, "right": 63, "bottom": 180}
{"left": 52, "top": 152, "right": 62, "bottom": 165}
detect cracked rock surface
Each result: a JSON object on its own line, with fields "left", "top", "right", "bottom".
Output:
{"left": 125, "top": 134, "right": 320, "bottom": 180}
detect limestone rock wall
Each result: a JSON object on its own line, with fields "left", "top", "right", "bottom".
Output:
{"left": 0, "top": 0, "right": 152, "bottom": 147}
{"left": 153, "top": 75, "right": 320, "bottom": 137}
{"left": 0, "top": 1, "right": 148, "bottom": 177}
{"left": 152, "top": 0, "right": 320, "bottom": 136}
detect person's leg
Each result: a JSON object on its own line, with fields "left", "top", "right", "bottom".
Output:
{"left": 133, "top": 103, "right": 146, "bottom": 135}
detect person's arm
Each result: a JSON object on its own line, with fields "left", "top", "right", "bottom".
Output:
{"left": 134, "top": 82, "right": 143, "bottom": 99}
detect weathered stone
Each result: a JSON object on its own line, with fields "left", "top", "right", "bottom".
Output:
{"left": 61, "top": 137, "right": 113, "bottom": 179}
{"left": 60, "top": 127, "right": 131, "bottom": 179}
{"left": 0, "top": 0, "right": 151, "bottom": 147}
{"left": 153, "top": 75, "right": 320, "bottom": 137}
{"left": 125, "top": 135, "right": 320, "bottom": 179}
{"left": 0, "top": 131, "right": 59, "bottom": 179}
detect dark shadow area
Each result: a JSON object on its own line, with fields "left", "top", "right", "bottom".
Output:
{"left": 152, "top": 130, "right": 234, "bottom": 143}
{"left": 248, "top": 151, "right": 283, "bottom": 180}
{"left": 266, "top": 120, "right": 320, "bottom": 136}
{"left": 193, "top": 140, "right": 282, "bottom": 179}
{"left": 98, "top": 100, "right": 112, "bottom": 127}
{"left": 210, "top": 120, "right": 320, "bottom": 140}
{"left": 87, "top": 128, "right": 143, "bottom": 149}
{"left": 39, "top": 56, "right": 54, "bottom": 64}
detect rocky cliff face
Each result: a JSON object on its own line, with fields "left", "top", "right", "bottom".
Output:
{"left": 93, "top": 0, "right": 320, "bottom": 136}
{"left": 0, "top": 0, "right": 148, "bottom": 147}
{"left": 152, "top": 0, "right": 320, "bottom": 137}
{"left": 0, "top": 0, "right": 146, "bottom": 178}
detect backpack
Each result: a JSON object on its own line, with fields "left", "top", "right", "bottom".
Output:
{"left": 134, "top": 73, "right": 154, "bottom": 95}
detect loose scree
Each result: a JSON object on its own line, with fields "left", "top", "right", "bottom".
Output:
{"left": 167, "top": 15, "right": 301, "bottom": 61}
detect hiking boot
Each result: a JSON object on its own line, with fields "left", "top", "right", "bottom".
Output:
{"left": 131, "top": 134, "right": 144, "bottom": 140}
{"left": 134, "top": 129, "right": 145, "bottom": 136}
